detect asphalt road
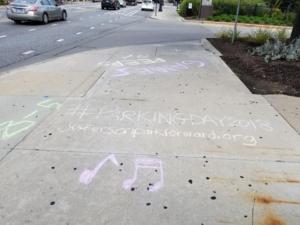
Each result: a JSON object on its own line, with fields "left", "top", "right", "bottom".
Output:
{"left": 0, "top": 3, "right": 213, "bottom": 72}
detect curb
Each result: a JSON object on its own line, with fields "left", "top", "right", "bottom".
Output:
{"left": 182, "top": 18, "right": 292, "bottom": 29}
{"left": 150, "top": 13, "right": 184, "bottom": 22}
{"left": 150, "top": 15, "right": 159, "bottom": 20}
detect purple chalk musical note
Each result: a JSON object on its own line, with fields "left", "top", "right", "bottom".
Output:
{"left": 79, "top": 154, "right": 119, "bottom": 185}
{"left": 123, "top": 158, "right": 164, "bottom": 192}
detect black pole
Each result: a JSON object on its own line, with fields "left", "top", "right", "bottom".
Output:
{"left": 198, "top": 0, "right": 202, "bottom": 19}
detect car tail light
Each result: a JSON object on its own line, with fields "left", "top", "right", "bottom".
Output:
{"left": 28, "top": 5, "right": 39, "bottom": 11}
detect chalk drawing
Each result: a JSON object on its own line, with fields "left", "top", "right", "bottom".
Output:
{"left": 113, "top": 60, "right": 205, "bottom": 77}
{"left": 23, "top": 110, "right": 38, "bottom": 119}
{"left": 57, "top": 124, "right": 258, "bottom": 146}
{"left": 0, "top": 99, "right": 62, "bottom": 141}
{"left": 123, "top": 158, "right": 164, "bottom": 192}
{"left": 97, "top": 57, "right": 166, "bottom": 68}
{"left": 63, "top": 105, "right": 273, "bottom": 132}
{"left": 79, "top": 154, "right": 119, "bottom": 185}
{"left": 37, "top": 99, "right": 62, "bottom": 110}
{"left": 0, "top": 119, "right": 35, "bottom": 140}
{"left": 0, "top": 110, "right": 40, "bottom": 140}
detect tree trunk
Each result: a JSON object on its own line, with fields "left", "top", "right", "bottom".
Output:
{"left": 290, "top": 9, "right": 300, "bottom": 40}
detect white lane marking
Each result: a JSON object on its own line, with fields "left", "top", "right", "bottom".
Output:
{"left": 101, "top": 23, "right": 104, "bottom": 25}
{"left": 51, "top": 23, "right": 57, "bottom": 26}
{"left": 79, "top": 18, "right": 83, "bottom": 20}
{"left": 22, "top": 50, "right": 35, "bottom": 55}
{"left": 90, "top": 26, "right": 95, "bottom": 30}
{"left": 28, "top": 28, "right": 36, "bottom": 32}
{"left": 122, "top": 54, "right": 133, "bottom": 59}
{"left": 0, "top": 35, "right": 7, "bottom": 39}
{"left": 109, "top": 20, "right": 112, "bottom": 23}
{"left": 56, "top": 38, "right": 64, "bottom": 42}
{"left": 67, "top": 20, "right": 71, "bottom": 23}
{"left": 76, "top": 32, "right": 82, "bottom": 35}
{"left": 127, "top": 10, "right": 138, "bottom": 16}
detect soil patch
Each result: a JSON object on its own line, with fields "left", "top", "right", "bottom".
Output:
{"left": 209, "top": 38, "right": 300, "bottom": 97}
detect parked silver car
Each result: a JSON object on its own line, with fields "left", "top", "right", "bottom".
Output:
{"left": 6, "top": 0, "right": 67, "bottom": 24}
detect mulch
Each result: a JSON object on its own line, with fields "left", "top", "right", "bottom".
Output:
{"left": 208, "top": 38, "right": 300, "bottom": 97}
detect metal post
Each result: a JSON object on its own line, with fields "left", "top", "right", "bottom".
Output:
{"left": 232, "top": 0, "right": 241, "bottom": 44}
{"left": 159, "top": 0, "right": 162, "bottom": 12}
{"left": 155, "top": 3, "right": 158, "bottom": 16}
{"left": 198, "top": 0, "right": 202, "bottom": 19}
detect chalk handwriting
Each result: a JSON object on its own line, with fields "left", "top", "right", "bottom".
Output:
{"left": 63, "top": 105, "right": 273, "bottom": 132}
{"left": 97, "top": 57, "right": 166, "bottom": 68}
{"left": 79, "top": 154, "right": 119, "bottom": 185}
{"left": 57, "top": 124, "right": 258, "bottom": 146}
{"left": 123, "top": 158, "right": 164, "bottom": 192}
{"left": 113, "top": 60, "right": 205, "bottom": 77}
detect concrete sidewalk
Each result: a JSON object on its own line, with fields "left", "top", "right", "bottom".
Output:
{"left": 151, "top": 5, "right": 298, "bottom": 134}
{"left": 0, "top": 11, "right": 300, "bottom": 223}
{"left": 151, "top": 4, "right": 182, "bottom": 22}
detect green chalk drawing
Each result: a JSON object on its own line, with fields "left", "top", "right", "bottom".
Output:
{"left": 0, "top": 119, "right": 36, "bottom": 140}
{"left": 0, "top": 99, "right": 62, "bottom": 141}
{"left": 37, "top": 99, "right": 62, "bottom": 110}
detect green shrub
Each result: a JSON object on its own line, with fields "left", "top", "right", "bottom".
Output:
{"left": 286, "top": 12, "right": 296, "bottom": 24}
{"left": 241, "top": 17, "right": 251, "bottom": 24}
{"left": 178, "top": 0, "right": 200, "bottom": 17}
{"left": 212, "top": 0, "right": 267, "bottom": 16}
{"left": 271, "top": 8, "right": 283, "bottom": 18}
{"left": 207, "top": 14, "right": 292, "bottom": 26}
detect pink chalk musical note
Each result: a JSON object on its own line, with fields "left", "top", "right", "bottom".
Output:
{"left": 123, "top": 158, "right": 164, "bottom": 192}
{"left": 79, "top": 154, "right": 119, "bottom": 185}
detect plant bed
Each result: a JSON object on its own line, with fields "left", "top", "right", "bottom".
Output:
{"left": 207, "top": 15, "right": 294, "bottom": 26}
{"left": 208, "top": 38, "right": 300, "bottom": 97}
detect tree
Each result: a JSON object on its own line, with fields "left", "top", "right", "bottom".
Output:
{"left": 290, "top": 9, "right": 300, "bottom": 40}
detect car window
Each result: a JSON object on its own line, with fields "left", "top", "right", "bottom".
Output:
{"left": 48, "top": 0, "right": 56, "bottom": 6}
{"left": 40, "top": 0, "right": 50, "bottom": 5}
{"left": 12, "top": 0, "right": 37, "bottom": 4}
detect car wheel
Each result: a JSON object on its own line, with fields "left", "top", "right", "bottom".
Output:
{"left": 14, "top": 20, "right": 21, "bottom": 24}
{"left": 61, "top": 10, "right": 67, "bottom": 21}
{"left": 42, "top": 13, "right": 49, "bottom": 24}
